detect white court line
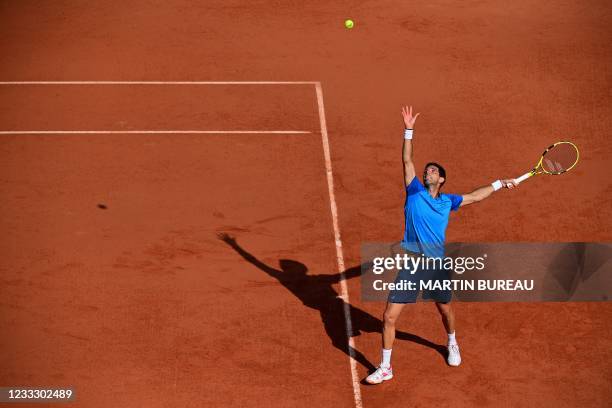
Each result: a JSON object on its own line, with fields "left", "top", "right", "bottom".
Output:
{"left": 315, "top": 83, "right": 362, "bottom": 408}
{"left": 0, "top": 81, "right": 317, "bottom": 85}
{"left": 0, "top": 130, "right": 311, "bottom": 135}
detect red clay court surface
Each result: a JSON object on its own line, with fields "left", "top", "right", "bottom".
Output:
{"left": 1, "top": 2, "right": 611, "bottom": 407}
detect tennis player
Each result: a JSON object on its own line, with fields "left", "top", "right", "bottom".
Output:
{"left": 366, "top": 106, "right": 518, "bottom": 384}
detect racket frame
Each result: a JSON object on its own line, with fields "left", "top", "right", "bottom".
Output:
{"left": 514, "top": 141, "right": 579, "bottom": 185}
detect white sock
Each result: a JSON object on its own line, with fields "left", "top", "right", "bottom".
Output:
{"left": 448, "top": 331, "right": 457, "bottom": 345}
{"left": 381, "top": 348, "right": 392, "bottom": 368}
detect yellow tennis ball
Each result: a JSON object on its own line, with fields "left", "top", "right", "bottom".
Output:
{"left": 344, "top": 19, "right": 354, "bottom": 29}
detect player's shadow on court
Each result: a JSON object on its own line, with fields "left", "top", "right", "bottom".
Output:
{"left": 218, "top": 233, "right": 447, "bottom": 372}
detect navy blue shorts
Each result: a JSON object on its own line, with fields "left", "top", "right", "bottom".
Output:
{"left": 387, "top": 262, "right": 452, "bottom": 304}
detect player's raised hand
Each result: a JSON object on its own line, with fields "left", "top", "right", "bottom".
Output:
{"left": 402, "top": 105, "right": 420, "bottom": 129}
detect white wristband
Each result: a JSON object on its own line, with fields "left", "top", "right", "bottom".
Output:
{"left": 404, "top": 128, "right": 413, "bottom": 140}
{"left": 491, "top": 180, "right": 503, "bottom": 191}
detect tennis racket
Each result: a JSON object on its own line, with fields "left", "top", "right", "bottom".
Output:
{"left": 513, "top": 141, "right": 579, "bottom": 185}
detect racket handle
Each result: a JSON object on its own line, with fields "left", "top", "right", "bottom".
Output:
{"left": 514, "top": 172, "right": 533, "bottom": 184}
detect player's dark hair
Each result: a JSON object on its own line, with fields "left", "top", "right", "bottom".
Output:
{"left": 424, "top": 162, "right": 446, "bottom": 186}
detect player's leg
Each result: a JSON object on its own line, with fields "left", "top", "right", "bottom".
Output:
{"left": 435, "top": 301, "right": 455, "bottom": 334}
{"left": 383, "top": 301, "right": 407, "bottom": 350}
{"left": 435, "top": 302, "right": 461, "bottom": 366}
{"left": 383, "top": 267, "right": 418, "bottom": 357}
{"left": 366, "top": 301, "right": 406, "bottom": 384}
{"left": 366, "top": 264, "right": 419, "bottom": 384}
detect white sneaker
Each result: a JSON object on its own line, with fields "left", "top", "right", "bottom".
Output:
{"left": 447, "top": 344, "right": 461, "bottom": 366}
{"left": 366, "top": 365, "right": 393, "bottom": 384}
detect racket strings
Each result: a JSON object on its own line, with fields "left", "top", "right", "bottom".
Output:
{"left": 541, "top": 143, "right": 578, "bottom": 174}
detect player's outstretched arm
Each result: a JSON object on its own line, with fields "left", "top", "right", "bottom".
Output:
{"left": 460, "top": 178, "right": 517, "bottom": 207}
{"left": 401, "top": 105, "right": 420, "bottom": 185}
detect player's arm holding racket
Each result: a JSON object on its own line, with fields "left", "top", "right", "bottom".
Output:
{"left": 401, "top": 105, "right": 420, "bottom": 185}
{"left": 460, "top": 179, "right": 517, "bottom": 207}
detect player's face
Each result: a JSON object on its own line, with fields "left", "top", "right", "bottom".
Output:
{"left": 423, "top": 165, "right": 441, "bottom": 187}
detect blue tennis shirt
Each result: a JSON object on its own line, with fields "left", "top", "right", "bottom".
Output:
{"left": 402, "top": 176, "right": 463, "bottom": 258}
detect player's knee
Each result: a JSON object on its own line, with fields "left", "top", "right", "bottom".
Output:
{"left": 383, "top": 310, "right": 398, "bottom": 326}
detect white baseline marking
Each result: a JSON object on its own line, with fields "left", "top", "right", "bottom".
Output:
{"left": 0, "top": 130, "right": 311, "bottom": 135}
{"left": 315, "top": 83, "right": 362, "bottom": 408}
{"left": 0, "top": 81, "right": 317, "bottom": 85}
